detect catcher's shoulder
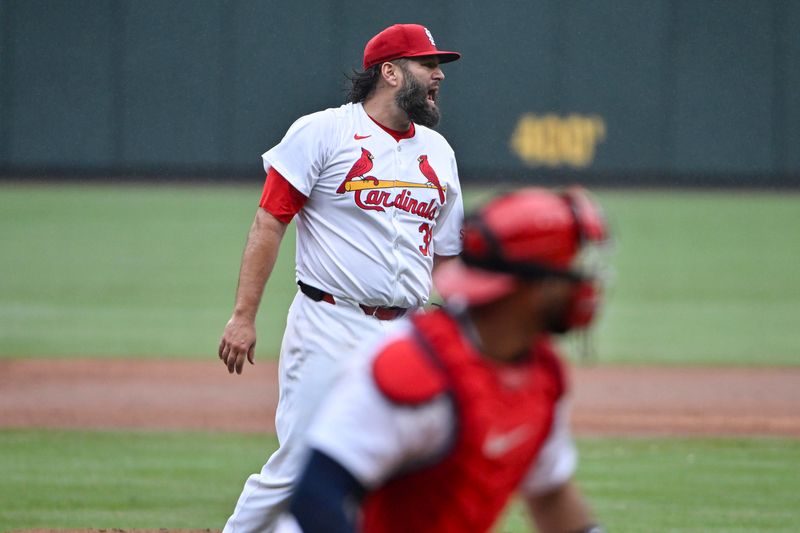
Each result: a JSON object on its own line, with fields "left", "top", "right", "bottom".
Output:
{"left": 372, "top": 336, "right": 447, "bottom": 405}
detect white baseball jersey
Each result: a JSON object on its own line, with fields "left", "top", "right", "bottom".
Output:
{"left": 307, "top": 323, "right": 578, "bottom": 495}
{"left": 262, "top": 102, "right": 463, "bottom": 309}
{"left": 224, "top": 104, "right": 464, "bottom": 533}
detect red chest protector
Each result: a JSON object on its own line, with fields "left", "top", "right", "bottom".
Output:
{"left": 362, "top": 310, "right": 567, "bottom": 533}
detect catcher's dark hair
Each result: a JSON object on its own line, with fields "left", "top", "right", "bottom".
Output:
{"left": 346, "top": 65, "right": 381, "bottom": 103}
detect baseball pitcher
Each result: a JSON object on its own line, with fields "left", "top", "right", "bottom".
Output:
{"left": 218, "top": 24, "right": 464, "bottom": 532}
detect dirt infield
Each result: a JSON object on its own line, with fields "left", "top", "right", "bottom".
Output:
{"left": 2, "top": 358, "right": 799, "bottom": 437}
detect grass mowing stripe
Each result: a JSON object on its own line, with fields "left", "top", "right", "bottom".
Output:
{"left": 1, "top": 184, "right": 297, "bottom": 358}
{"left": 499, "top": 437, "right": 800, "bottom": 532}
{"left": 2, "top": 185, "right": 798, "bottom": 364}
{"left": 1, "top": 430, "right": 799, "bottom": 531}
{"left": 0, "top": 429, "right": 276, "bottom": 529}
{"left": 593, "top": 190, "right": 800, "bottom": 365}
{"left": 577, "top": 437, "right": 800, "bottom": 531}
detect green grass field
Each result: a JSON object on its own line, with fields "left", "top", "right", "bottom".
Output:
{"left": 1, "top": 183, "right": 798, "bottom": 364}
{"left": 1, "top": 183, "right": 799, "bottom": 532}
{"left": 1, "top": 429, "right": 798, "bottom": 532}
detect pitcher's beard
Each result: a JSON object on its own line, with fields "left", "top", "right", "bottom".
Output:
{"left": 396, "top": 75, "right": 441, "bottom": 128}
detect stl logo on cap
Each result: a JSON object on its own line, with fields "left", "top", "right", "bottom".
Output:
{"left": 362, "top": 24, "right": 460, "bottom": 69}
{"left": 424, "top": 27, "right": 436, "bottom": 46}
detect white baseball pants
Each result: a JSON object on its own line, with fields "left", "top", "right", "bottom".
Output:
{"left": 223, "top": 289, "right": 404, "bottom": 533}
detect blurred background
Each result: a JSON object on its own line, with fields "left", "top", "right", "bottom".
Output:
{"left": 1, "top": 0, "right": 798, "bottom": 363}
{"left": 1, "top": 0, "right": 799, "bottom": 186}
{"left": 2, "top": 2, "right": 800, "bottom": 530}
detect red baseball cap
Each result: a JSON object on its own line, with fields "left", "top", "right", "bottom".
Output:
{"left": 434, "top": 187, "right": 609, "bottom": 307}
{"left": 363, "top": 24, "right": 461, "bottom": 70}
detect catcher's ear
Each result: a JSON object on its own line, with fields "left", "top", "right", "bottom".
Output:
{"left": 462, "top": 214, "right": 502, "bottom": 259}
{"left": 462, "top": 222, "right": 488, "bottom": 257}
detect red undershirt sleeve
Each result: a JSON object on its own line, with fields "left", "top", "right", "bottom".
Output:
{"left": 259, "top": 167, "right": 308, "bottom": 223}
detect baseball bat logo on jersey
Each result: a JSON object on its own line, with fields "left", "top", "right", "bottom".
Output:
{"left": 337, "top": 150, "right": 447, "bottom": 219}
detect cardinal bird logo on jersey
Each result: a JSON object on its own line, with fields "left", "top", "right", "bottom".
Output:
{"left": 337, "top": 148, "right": 378, "bottom": 194}
{"left": 417, "top": 155, "right": 445, "bottom": 204}
{"left": 336, "top": 149, "right": 446, "bottom": 220}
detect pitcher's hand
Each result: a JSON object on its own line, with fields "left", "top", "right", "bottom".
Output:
{"left": 218, "top": 316, "right": 256, "bottom": 374}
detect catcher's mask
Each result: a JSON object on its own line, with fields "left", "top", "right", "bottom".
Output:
{"left": 433, "top": 186, "right": 611, "bottom": 330}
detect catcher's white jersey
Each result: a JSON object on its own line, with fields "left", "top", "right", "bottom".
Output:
{"left": 262, "top": 102, "right": 463, "bottom": 309}
{"left": 307, "top": 324, "right": 578, "bottom": 495}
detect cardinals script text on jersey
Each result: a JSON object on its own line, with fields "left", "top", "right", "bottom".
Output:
{"left": 262, "top": 102, "right": 463, "bottom": 308}
{"left": 337, "top": 147, "right": 445, "bottom": 223}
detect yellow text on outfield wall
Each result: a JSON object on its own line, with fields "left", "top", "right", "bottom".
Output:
{"left": 511, "top": 114, "right": 606, "bottom": 168}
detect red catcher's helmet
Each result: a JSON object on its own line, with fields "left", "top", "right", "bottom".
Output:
{"left": 433, "top": 186, "right": 610, "bottom": 329}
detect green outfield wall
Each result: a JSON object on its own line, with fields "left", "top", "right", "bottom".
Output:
{"left": 1, "top": 0, "right": 798, "bottom": 186}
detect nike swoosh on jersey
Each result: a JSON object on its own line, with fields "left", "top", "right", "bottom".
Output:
{"left": 482, "top": 425, "right": 534, "bottom": 458}
{"left": 354, "top": 134, "right": 372, "bottom": 140}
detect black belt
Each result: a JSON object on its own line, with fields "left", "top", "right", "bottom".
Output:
{"left": 298, "top": 281, "right": 408, "bottom": 321}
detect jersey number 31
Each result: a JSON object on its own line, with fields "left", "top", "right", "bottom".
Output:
{"left": 418, "top": 223, "right": 432, "bottom": 256}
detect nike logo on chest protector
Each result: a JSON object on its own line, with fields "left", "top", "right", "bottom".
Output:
{"left": 482, "top": 425, "right": 534, "bottom": 458}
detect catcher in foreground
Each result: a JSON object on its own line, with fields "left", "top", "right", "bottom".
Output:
{"left": 280, "top": 187, "right": 610, "bottom": 533}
